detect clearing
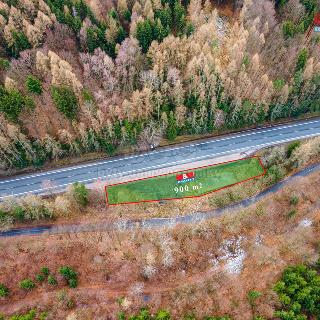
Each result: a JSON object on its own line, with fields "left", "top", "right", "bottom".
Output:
{"left": 106, "top": 157, "right": 265, "bottom": 205}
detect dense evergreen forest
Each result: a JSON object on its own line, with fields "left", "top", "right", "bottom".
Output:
{"left": 0, "top": 0, "right": 319, "bottom": 169}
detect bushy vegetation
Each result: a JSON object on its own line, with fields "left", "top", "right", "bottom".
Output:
{"left": 0, "top": 283, "right": 9, "bottom": 297}
{"left": 56, "top": 289, "right": 75, "bottom": 309}
{"left": 19, "top": 279, "right": 35, "bottom": 290}
{"left": 290, "top": 195, "right": 299, "bottom": 206}
{"left": 281, "top": 0, "right": 319, "bottom": 38}
{"left": 59, "top": 266, "right": 78, "bottom": 288}
{"left": 40, "top": 267, "right": 50, "bottom": 277}
{"left": 35, "top": 273, "right": 45, "bottom": 283}
{"left": 0, "top": 265, "right": 78, "bottom": 306}
{"left": 247, "top": 290, "right": 262, "bottom": 306}
{"left": 2, "top": 309, "right": 47, "bottom": 320}
{"left": 287, "top": 141, "right": 301, "bottom": 158}
{"left": 0, "top": 197, "right": 53, "bottom": 230}
{"left": 118, "top": 309, "right": 231, "bottom": 320}
{"left": 25, "top": 76, "right": 42, "bottom": 95}
{"left": 0, "top": 58, "right": 10, "bottom": 70}
{"left": 69, "top": 182, "right": 89, "bottom": 207}
{"left": 273, "top": 262, "right": 320, "bottom": 319}
{"left": 208, "top": 137, "right": 320, "bottom": 210}
{"left": 47, "top": 275, "right": 57, "bottom": 286}
{"left": 36, "top": 267, "right": 54, "bottom": 284}
{"left": 51, "top": 86, "right": 78, "bottom": 119}
{"left": 0, "top": 182, "right": 91, "bottom": 230}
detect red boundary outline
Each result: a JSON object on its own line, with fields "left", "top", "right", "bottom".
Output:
{"left": 105, "top": 156, "right": 266, "bottom": 206}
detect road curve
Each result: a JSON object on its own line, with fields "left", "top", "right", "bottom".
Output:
{"left": 1, "top": 161, "right": 319, "bottom": 238}
{"left": 0, "top": 117, "right": 320, "bottom": 199}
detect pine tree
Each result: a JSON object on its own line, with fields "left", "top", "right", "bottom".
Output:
{"left": 136, "top": 18, "right": 153, "bottom": 53}
{"left": 173, "top": 0, "right": 186, "bottom": 34}
{"left": 166, "top": 111, "right": 178, "bottom": 140}
{"left": 6, "top": 30, "right": 31, "bottom": 58}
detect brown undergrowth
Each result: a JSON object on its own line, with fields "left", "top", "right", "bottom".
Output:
{"left": 0, "top": 170, "right": 319, "bottom": 319}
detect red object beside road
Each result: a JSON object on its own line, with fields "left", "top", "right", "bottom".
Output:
{"left": 176, "top": 172, "right": 195, "bottom": 183}
{"left": 314, "top": 13, "right": 320, "bottom": 26}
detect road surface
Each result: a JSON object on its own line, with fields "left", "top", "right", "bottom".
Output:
{"left": 0, "top": 118, "right": 320, "bottom": 199}
{"left": 1, "top": 161, "right": 319, "bottom": 237}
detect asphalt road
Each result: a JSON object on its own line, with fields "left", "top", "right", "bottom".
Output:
{"left": 0, "top": 118, "right": 320, "bottom": 199}
{"left": 1, "top": 161, "right": 319, "bottom": 237}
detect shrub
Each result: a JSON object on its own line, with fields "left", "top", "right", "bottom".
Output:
{"left": 248, "top": 290, "right": 262, "bottom": 306}
{"left": 35, "top": 274, "right": 45, "bottom": 282}
{"left": 19, "top": 279, "right": 35, "bottom": 290}
{"left": 155, "top": 310, "right": 171, "bottom": 320}
{"left": 0, "top": 283, "right": 9, "bottom": 297}
{"left": 59, "top": 266, "right": 78, "bottom": 288}
{"left": 289, "top": 195, "right": 299, "bottom": 206}
{"left": 41, "top": 267, "right": 50, "bottom": 276}
{"left": 287, "top": 141, "right": 301, "bottom": 158}
{"left": 131, "top": 309, "right": 152, "bottom": 320}
{"left": 59, "top": 266, "right": 77, "bottom": 279}
{"left": 21, "top": 199, "right": 53, "bottom": 221}
{"left": 24, "top": 95, "right": 35, "bottom": 110}
{"left": 26, "top": 76, "right": 42, "bottom": 95}
{"left": 70, "top": 182, "right": 89, "bottom": 207}
{"left": 287, "top": 209, "right": 297, "bottom": 218}
{"left": 39, "top": 312, "right": 48, "bottom": 320}
{"left": 282, "top": 21, "right": 295, "bottom": 38}
{"left": 68, "top": 278, "right": 78, "bottom": 288}
{"left": 118, "top": 311, "right": 125, "bottom": 320}
{"left": 9, "top": 309, "right": 37, "bottom": 320}
{"left": 183, "top": 314, "right": 196, "bottom": 320}
{"left": 57, "top": 289, "right": 75, "bottom": 309}
{"left": 13, "top": 207, "right": 25, "bottom": 221}
{"left": 120, "top": 310, "right": 231, "bottom": 320}
{"left": 0, "top": 210, "right": 14, "bottom": 231}
{"left": 273, "top": 79, "right": 285, "bottom": 90}
{"left": 82, "top": 89, "right": 94, "bottom": 102}
{"left": 0, "top": 58, "right": 10, "bottom": 70}
{"left": 296, "top": 48, "right": 308, "bottom": 72}
{"left": 51, "top": 86, "right": 78, "bottom": 119}
{"left": 47, "top": 275, "right": 57, "bottom": 286}
{"left": 266, "top": 165, "right": 286, "bottom": 185}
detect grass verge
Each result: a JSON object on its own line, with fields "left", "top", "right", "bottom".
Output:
{"left": 106, "top": 157, "right": 265, "bottom": 205}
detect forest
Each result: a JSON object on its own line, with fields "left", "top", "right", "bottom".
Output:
{"left": 0, "top": 0, "right": 319, "bottom": 170}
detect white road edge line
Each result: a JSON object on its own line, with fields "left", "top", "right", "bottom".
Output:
{"left": 0, "top": 119, "right": 319, "bottom": 184}
{"left": 1, "top": 131, "right": 319, "bottom": 199}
